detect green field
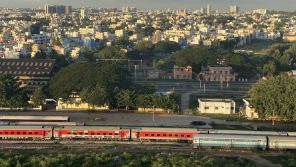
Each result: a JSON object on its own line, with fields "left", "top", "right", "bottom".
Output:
{"left": 261, "top": 156, "right": 295, "bottom": 167}
{"left": 238, "top": 41, "right": 289, "bottom": 54}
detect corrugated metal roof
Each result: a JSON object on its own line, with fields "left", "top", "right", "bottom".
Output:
{"left": 55, "top": 126, "right": 121, "bottom": 131}
{"left": 0, "top": 116, "right": 69, "bottom": 121}
{"left": 193, "top": 134, "right": 266, "bottom": 140}
{"left": 0, "top": 126, "right": 44, "bottom": 130}
{"left": 268, "top": 136, "right": 296, "bottom": 142}
{"left": 0, "top": 59, "right": 57, "bottom": 77}
{"left": 139, "top": 128, "right": 199, "bottom": 133}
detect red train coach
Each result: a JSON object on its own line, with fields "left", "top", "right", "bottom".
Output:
{"left": 53, "top": 126, "right": 130, "bottom": 140}
{"left": 131, "top": 127, "right": 204, "bottom": 142}
{"left": 0, "top": 126, "right": 52, "bottom": 140}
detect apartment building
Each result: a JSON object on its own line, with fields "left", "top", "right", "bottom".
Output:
{"left": 200, "top": 65, "right": 237, "bottom": 82}
{"left": 173, "top": 65, "right": 192, "bottom": 79}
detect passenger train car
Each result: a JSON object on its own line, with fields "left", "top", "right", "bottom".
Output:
{"left": 193, "top": 134, "right": 267, "bottom": 149}
{"left": 0, "top": 126, "right": 52, "bottom": 140}
{"left": 208, "top": 129, "right": 288, "bottom": 136}
{"left": 131, "top": 127, "right": 202, "bottom": 142}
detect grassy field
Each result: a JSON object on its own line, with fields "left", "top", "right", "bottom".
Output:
{"left": 261, "top": 156, "right": 293, "bottom": 167}
{"left": 238, "top": 41, "right": 289, "bottom": 54}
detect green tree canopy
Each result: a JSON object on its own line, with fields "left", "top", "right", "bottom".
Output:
{"left": 154, "top": 41, "right": 181, "bottom": 54}
{"left": 49, "top": 62, "right": 132, "bottom": 106}
{"left": 249, "top": 75, "right": 296, "bottom": 119}
{"left": 95, "top": 46, "right": 127, "bottom": 59}
{"left": 0, "top": 74, "right": 29, "bottom": 108}
{"left": 31, "top": 87, "right": 45, "bottom": 107}
{"left": 134, "top": 41, "right": 154, "bottom": 57}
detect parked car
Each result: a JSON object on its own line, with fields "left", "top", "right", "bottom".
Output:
{"left": 190, "top": 121, "right": 206, "bottom": 126}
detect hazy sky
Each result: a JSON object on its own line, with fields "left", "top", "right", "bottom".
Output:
{"left": 2, "top": 0, "right": 296, "bottom": 12}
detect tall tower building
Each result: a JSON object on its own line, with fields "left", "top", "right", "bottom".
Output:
{"left": 230, "top": 6, "right": 239, "bottom": 13}
{"left": 207, "top": 4, "right": 211, "bottom": 15}
{"left": 44, "top": 4, "right": 49, "bottom": 14}
{"left": 65, "top": 5, "right": 72, "bottom": 14}
{"left": 201, "top": 7, "right": 206, "bottom": 14}
{"left": 81, "top": 9, "right": 88, "bottom": 18}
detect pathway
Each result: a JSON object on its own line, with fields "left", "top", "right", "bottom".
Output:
{"left": 180, "top": 91, "right": 199, "bottom": 114}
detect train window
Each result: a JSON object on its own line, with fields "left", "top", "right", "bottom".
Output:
{"left": 145, "top": 134, "right": 149, "bottom": 136}
{"left": 187, "top": 135, "right": 190, "bottom": 137}
{"left": 79, "top": 132, "right": 83, "bottom": 135}
{"left": 97, "top": 133, "right": 100, "bottom": 135}
{"left": 73, "top": 132, "right": 77, "bottom": 135}
{"left": 157, "top": 134, "right": 160, "bottom": 136}
{"left": 17, "top": 132, "right": 20, "bottom": 134}
{"left": 151, "top": 134, "right": 155, "bottom": 136}
{"left": 67, "top": 132, "right": 71, "bottom": 135}
{"left": 91, "top": 133, "right": 95, "bottom": 135}
{"left": 181, "top": 135, "right": 184, "bottom": 137}
{"left": 163, "top": 134, "right": 167, "bottom": 137}
{"left": 11, "top": 132, "right": 14, "bottom": 134}
{"left": 23, "top": 132, "right": 26, "bottom": 135}
{"left": 169, "top": 134, "right": 172, "bottom": 137}
{"left": 109, "top": 133, "right": 112, "bottom": 135}
{"left": 0, "top": 132, "right": 2, "bottom": 134}
{"left": 103, "top": 133, "right": 106, "bottom": 135}
{"left": 29, "top": 132, "right": 32, "bottom": 135}
{"left": 85, "top": 132, "right": 88, "bottom": 135}
{"left": 5, "top": 132, "right": 8, "bottom": 134}
{"left": 35, "top": 132, "right": 38, "bottom": 135}
{"left": 115, "top": 133, "right": 119, "bottom": 135}
{"left": 175, "top": 134, "right": 178, "bottom": 137}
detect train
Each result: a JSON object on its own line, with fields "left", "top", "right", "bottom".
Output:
{"left": 193, "top": 134, "right": 296, "bottom": 150}
{"left": 1, "top": 125, "right": 296, "bottom": 150}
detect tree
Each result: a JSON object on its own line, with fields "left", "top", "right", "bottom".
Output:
{"left": 80, "top": 85, "right": 108, "bottom": 109}
{"left": 134, "top": 41, "right": 154, "bottom": 58}
{"left": 49, "top": 62, "right": 132, "bottom": 107}
{"left": 0, "top": 74, "right": 29, "bottom": 108}
{"left": 135, "top": 83, "right": 157, "bottom": 95}
{"left": 115, "top": 89, "right": 135, "bottom": 111}
{"left": 154, "top": 41, "right": 181, "bottom": 54}
{"left": 94, "top": 46, "right": 127, "bottom": 59}
{"left": 263, "top": 61, "right": 276, "bottom": 76}
{"left": 31, "top": 87, "right": 45, "bottom": 106}
{"left": 249, "top": 75, "right": 296, "bottom": 119}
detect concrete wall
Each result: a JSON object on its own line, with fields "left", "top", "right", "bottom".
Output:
{"left": 56, "top": 98, "right": 109, "bottom": 111}
{"left": 198, "top": 99, "right": 235, "bottom": 114}
{"left": 0, "top": 106, "right": 42, "bottom": 111}
{"left": 243, "top": 99, "right": 259, "bottom": 119}
{"left": 138, "top": 108, "right": 172, "bottom": 114}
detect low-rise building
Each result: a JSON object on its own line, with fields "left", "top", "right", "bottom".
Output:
{"left": 243, "top": 99, "right": 259, "bottom": 119}
{"left": 0, "top": 59, "right": 59, "bottom": 93}
{"left": 173, "top": 65, "right": 192, "bottom": 79}
{"left": 200, "top": 65, "right": 237, "bottom": 82}
{"left": 198, "top": 99, "right": 236, "bottom": 114}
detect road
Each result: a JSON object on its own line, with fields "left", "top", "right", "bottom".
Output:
{"left": 0, "top": 111, "right": 231, "bottom": 128}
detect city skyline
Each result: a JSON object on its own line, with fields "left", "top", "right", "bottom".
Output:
{"left": 1, "top": 0, "right": 296, "bottom": 12}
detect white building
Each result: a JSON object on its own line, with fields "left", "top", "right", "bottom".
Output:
{"left": 243, "top": 99, "right": 259, "bottom": 119}
{"left": 230, "top": 6, "right": 239, "bottom": 13}
{"left": 198, "top": 99, "right": 236, "bottom": 114}
{"left": 81, "top": 9, "right": 88, "bottom": 18}
{"left": 207, "top": 4, "right": 211, "bottom": 15}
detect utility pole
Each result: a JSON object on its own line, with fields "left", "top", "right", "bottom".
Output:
{"left": 220, "top": 75, "right": 223, "bottom": 90}
{"left": 204, "top": 83, "right": 205, "bottom": 93}
{"left": 135, "top": 65, "right": 137, "bottom": 83}
{"left": 153, "top": 105, "right": 155, "bottom": 126}
{"left": 227, "top": 76, "right": 229, "bottom": 89}
{"left": 272, "top": 109, "right": 275, "bottom": 130}
{"left": 200, "top": 79, "right": 201, "bottom": 92}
